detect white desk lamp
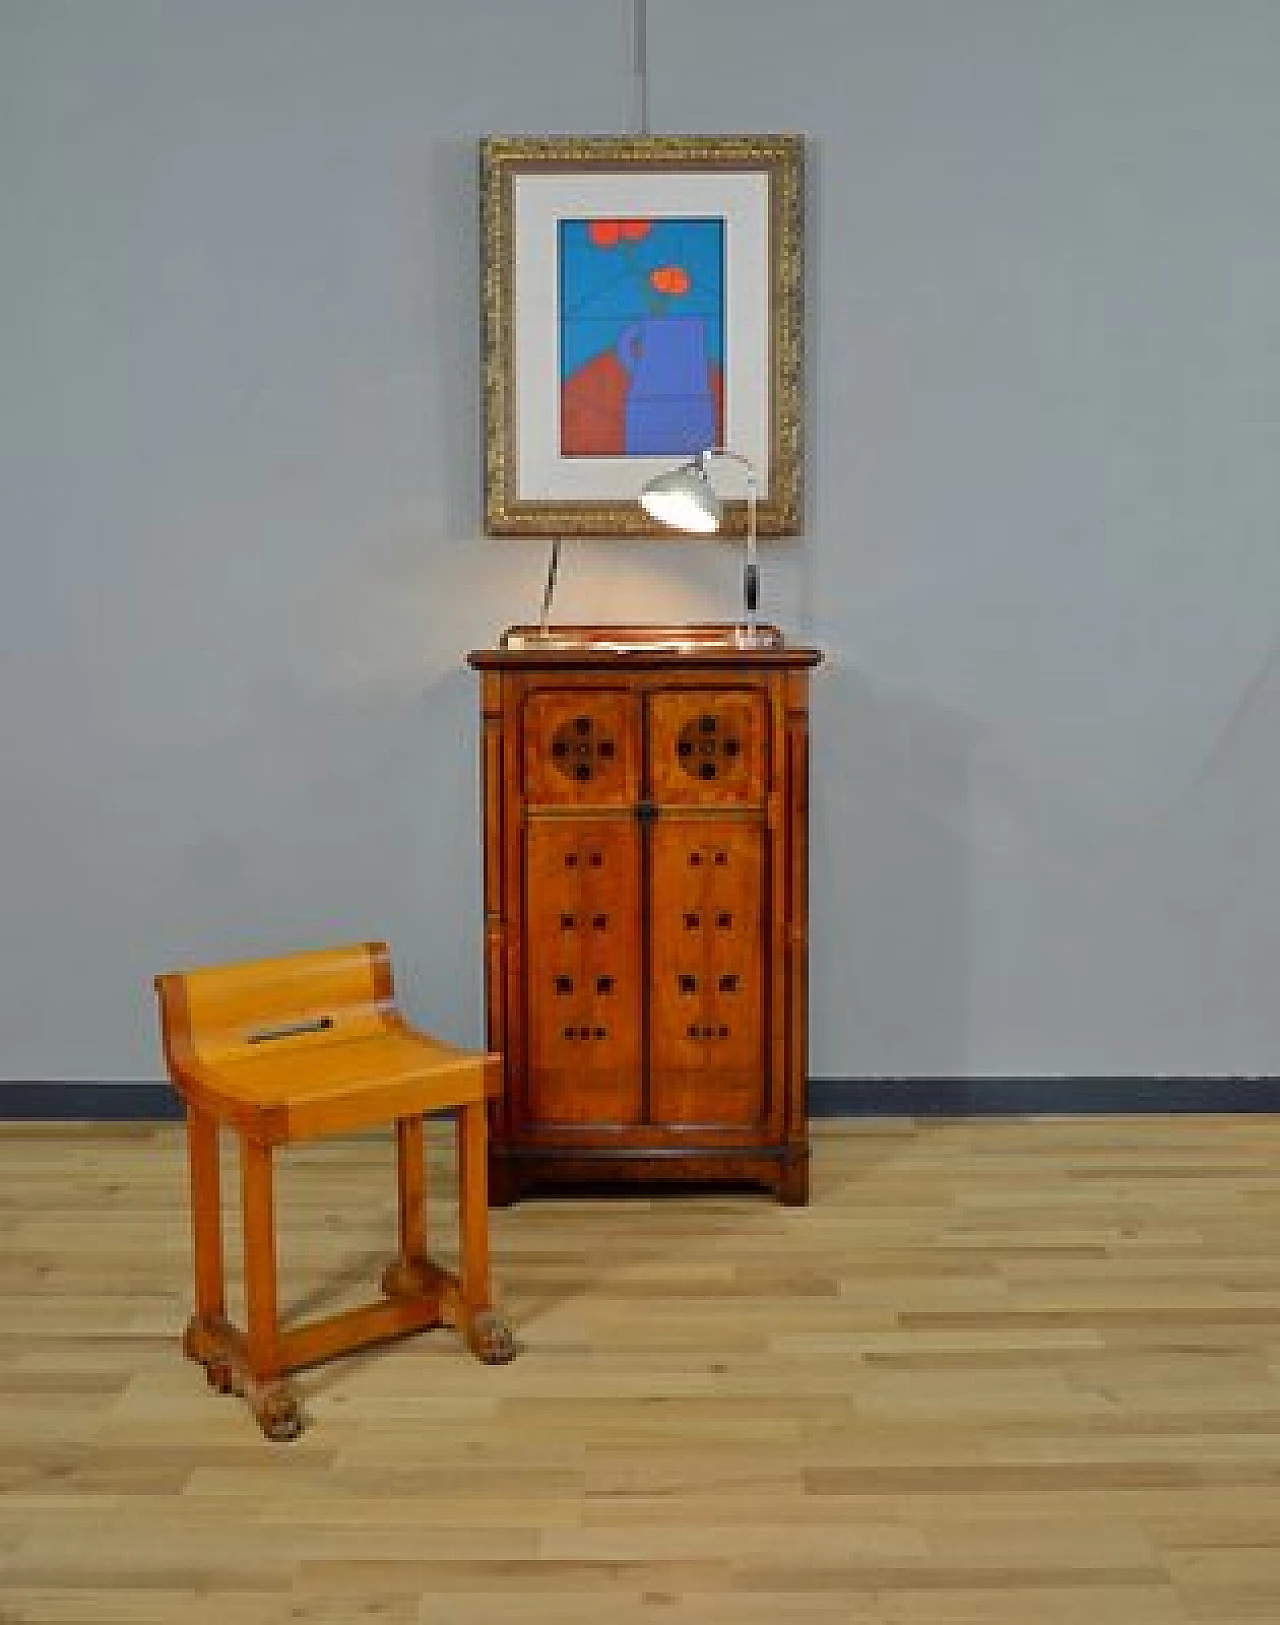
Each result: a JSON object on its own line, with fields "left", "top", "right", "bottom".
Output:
{"left": 639, "top": 448, "right": 777, "bottom": 648}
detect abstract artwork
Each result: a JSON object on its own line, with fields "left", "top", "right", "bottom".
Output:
{"left": 481, "top": 135, "right": 804, "bottom": 537}
{"left": 559, "top": 216, "right": 724, "bottom": 459}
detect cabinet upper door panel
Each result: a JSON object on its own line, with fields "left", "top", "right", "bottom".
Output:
{"left": 647, "top": 689, "right": 768, "bottom": 808}
{"left": 522, "top": 689, "right": 639, "bottom": 808}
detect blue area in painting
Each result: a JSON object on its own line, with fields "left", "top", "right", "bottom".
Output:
{"left": 559, "top": 217, "right": 725, "bottom": 457}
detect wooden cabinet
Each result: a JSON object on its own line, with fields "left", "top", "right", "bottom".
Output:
{"left": 468, "top": 626, "right": 821, "bottom": 1203}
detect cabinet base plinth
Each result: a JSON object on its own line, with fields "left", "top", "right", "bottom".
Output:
{"left": 489, "top": 1146, "right": 810, "bottom": 1206}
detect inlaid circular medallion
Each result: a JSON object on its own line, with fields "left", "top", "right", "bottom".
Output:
{"left": 550, "top": 715, "right": 617, "bottom": 783}
{"left": 675, "top": 713, "right": 743, "bottom": 782}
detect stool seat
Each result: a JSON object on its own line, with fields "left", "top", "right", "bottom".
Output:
{"left": 155, "top": 940, "right": 516, "bottom": 1440}
{"left": 179, "top": 1030, "right": 490, "bottom": 1140}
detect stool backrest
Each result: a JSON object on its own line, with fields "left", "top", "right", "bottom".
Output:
{"left": 155, "top": 941, "right": 395, "bottom": 1080}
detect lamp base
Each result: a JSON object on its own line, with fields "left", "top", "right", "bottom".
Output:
{"left": 498, "top": 623, "right": 785, "bottom": 655}
{"left": 734, "top": 624, "right": 784, "bottom": 651}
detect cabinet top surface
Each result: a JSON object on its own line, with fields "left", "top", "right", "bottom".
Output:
{"left": 468, "top": 624, "right": 823, "bottom": 671}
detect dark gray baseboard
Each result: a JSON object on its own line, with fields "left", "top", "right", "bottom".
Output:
{"left": 3, "top": 1077, "right": 1280, "bottom": 1122}
{"left": 0, "top": 1082, "right": 184, "bottom": 1120}
{"left": 806, "top": 1076, "right": 1280, "bottom": 1117}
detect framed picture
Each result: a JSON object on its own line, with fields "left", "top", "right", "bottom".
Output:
{"left": 480, "top": 134, "right": 804, "bottom": 538}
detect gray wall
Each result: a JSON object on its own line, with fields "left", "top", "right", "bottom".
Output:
{"left": 2, "top": 0, "right": 1278, "bottom": 1082}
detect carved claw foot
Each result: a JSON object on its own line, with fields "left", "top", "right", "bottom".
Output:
{"left": 380, "top": 1256, "right": 446, "bottom": 1308}
{"left": 251, "top": 1379, "right": 304, "bottom": 1442}
{"left": 380, "top": 1257, "right": 416, "bottom": 1300}
{"left": 467, "top": 1309, "right": 518, "bottom": 1365}
{"left": 204, "top": 1361, "right": 235, "bottom": 1394}
{"left": 184, "top": 1319, "right": 237, "bottom": 1395}
{"left": 182, "top": 1316, "right": 221, "bottom": 1366}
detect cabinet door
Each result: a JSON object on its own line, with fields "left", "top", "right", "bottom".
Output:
{"left": 520, "top": 688, "right": 643, "bottom": 1129}
{"left": 524, "top": 817, "right": 643, "bottom": 1127}
{"left": 646, "top": 688, "right": 771, "bottom": 1129}
{"left": 647, "top": 689, "right": 767, "bottom": 810}
{"left": 648, "top": 819, "right": 767, "bottom": 1126}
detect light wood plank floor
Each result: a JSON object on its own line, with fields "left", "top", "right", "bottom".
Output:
{"left": 3, "top": 1116, "right": 1280, "bottom": 1623}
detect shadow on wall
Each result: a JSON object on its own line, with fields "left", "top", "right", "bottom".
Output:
{"left": 809, "top": 658, "right": 978, "bottom": 1079}
{"left": 395, "top": 663, "right": 488, "bottom": 1045}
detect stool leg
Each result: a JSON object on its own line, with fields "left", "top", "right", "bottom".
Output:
{"left": 457, "top": 1099, "right": 515, "bottom": 1364}
{"left": 395, "top": 1113, "right": 426, "bottom": 1265}
{"left": 240, "top": 1133, "right": 302, "bottom": 1441}
{"left": 380, "top": 1113, "right": 446, "bottom": 1315}
{"left": 182, "top": 1105, "right": 229, "bottom": 1379}
{"left": 458, "top": 1100, "right": 490, "bottom": 1306}
{"left": 187, "top": 1105, "right": 224, "bottom": 1322}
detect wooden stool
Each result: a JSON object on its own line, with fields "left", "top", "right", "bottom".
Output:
{"left": 154, "top": 940, "right": 516, "bottom": 1440}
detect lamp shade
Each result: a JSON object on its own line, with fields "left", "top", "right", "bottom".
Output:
{"left": 638, "top": 463, "right": 721, "bottom": 534}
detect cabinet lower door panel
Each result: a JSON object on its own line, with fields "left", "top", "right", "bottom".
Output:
{"left": 648, "top": 818, "right": 768, "bottom": 1128}
{"left": 523, "top": 816, "right": 643, "bottom": 1127}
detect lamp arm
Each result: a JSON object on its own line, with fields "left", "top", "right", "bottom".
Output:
{"left": 697, "top": 448, "right": 759, "bottom": 641}
{"left": 538, "top": 536, "right": 562, "bottom": 637}
{"left": 744, "top": 477, "right": 758, "bottom": 636}
{"left": 696, "top": 447, "right": 755, "bottom": 481}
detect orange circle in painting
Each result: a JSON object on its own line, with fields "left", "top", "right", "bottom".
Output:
{"left": 649, "top": 265, "right": 691, "bottom": 295}
{"left": 588, "top": 219, "right": 653, "bottom": 247}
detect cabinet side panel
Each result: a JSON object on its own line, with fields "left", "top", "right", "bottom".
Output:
{"left": 480, "top": 672, "right": 506, "bottom": 1057}
{"left": 785, "top": 669, "right": 813, "bottom": 1144}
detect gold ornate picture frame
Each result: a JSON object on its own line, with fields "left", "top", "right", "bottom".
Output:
{"left": 481, "top": 134, "right": 804, "bottom": 538}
